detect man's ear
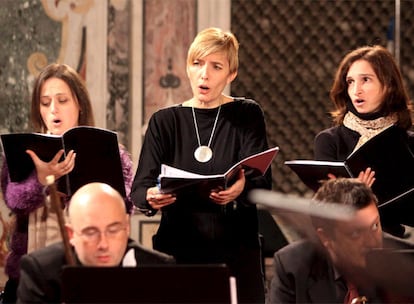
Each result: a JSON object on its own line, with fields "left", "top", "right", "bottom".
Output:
{"left": 65, "top": 224, "right": 75, "bottom": 246}
{"left": 316, "top": 227, "right": 332, "bottom": 249}
{"left": 125, "top": 214, "right": 131, "bottom": 237}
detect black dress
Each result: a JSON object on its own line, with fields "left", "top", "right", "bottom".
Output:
{"left": 131, "top": 98, "right": 272, "bottom": 303}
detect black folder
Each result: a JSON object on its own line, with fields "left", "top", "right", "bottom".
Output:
{"left": 286, "top": 125, "right": 414, "bottom": 226}
{"left": 0, "top": 126, "right": 126, "bottom": 197}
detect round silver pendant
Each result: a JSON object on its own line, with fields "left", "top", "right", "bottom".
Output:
{"left": 194, "top": 146, "right": 213, "bottom": 163}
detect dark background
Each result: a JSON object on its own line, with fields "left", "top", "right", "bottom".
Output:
{"left": 230, "top": 0, "right": 414, "bottom": 196}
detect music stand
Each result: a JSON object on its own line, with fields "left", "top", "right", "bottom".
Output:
{"left": 61, "top": 264, "right": 236, "bottom": 303}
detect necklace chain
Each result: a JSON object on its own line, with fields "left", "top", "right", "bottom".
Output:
{"left": 191, "top": 105, "right": 221, "bottom": 148}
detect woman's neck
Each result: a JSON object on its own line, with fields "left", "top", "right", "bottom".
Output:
{"left": 183, "top": 95, "right": 232, "bottom": 108}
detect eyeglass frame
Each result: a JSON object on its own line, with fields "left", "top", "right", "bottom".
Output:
{"left": 72, "top": 222, "right": 128, "bottom": 244}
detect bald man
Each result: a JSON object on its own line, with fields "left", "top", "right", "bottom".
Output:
{"left": 16, "top": 183, "right": 174, "bottom": 303}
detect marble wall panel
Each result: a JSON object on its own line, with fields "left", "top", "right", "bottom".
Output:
{"left": 107, "top": 0, "right": 131, "bottom": 147}
{"left": 143, "top": 0, "right": 196, "bottom": 128}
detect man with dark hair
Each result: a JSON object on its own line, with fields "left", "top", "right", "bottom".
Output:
{"left": 268, "top": 178, "right": 411, "bottom": 304}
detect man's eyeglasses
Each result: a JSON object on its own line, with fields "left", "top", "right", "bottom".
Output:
{"left": 75, "top": 223, "right": 127, "bottom": 244}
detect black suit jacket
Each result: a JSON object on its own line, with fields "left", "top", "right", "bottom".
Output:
{"left": 268, "top": 240, "right": 341, "bottom": 304}
{"left": 267, "top": 235, "right": 414, "bottom": 304}
{"left": 267, "top": 239, "right": 395, "bottom": 304}
{"left": 17, "top": 239, "right": 175, "bottom": 303}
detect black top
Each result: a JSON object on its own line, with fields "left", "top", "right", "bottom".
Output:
{"left": 131, "top": 98, "right": 272, "bottom": 258}
{"left": 131, "top": 98, "right": 272, "bottom": 303}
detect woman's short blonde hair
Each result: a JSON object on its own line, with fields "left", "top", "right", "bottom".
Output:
{"left": 187, "top": 27, "right": 239, "bottom": 74}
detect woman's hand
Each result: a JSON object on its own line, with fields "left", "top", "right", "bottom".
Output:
{"left": 327, "top": 173, "right": 337, "bottom": 180}
{"left": 26, "top": 149, "right": 76, "bottom": 185}
{"left": 327, "top": 168, "right": 375, "bottom": 188}
{"left": 146, "top": 186, "right": 176, "bottom": 209}
{"left": 357, "top": 167, "right": 376, "bottom": 188}
{"left": 210, "top": 169, "right": 245, "bottom": 205}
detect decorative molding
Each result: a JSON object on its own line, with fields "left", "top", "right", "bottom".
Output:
{"left": 197, "top": 0, "right": 231, "bottom": 95}
{"left": 197, "top": 0, "right": 231, "bottom": 32}
{"left": 85, "top": 0, "right": 108, "bottom": 129}
{"left": 130, "top": 0, "right": 143, "bottom": 169}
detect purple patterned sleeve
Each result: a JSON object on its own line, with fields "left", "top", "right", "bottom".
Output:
{"left": 119, "top": 145, "right": 133, "bottom": 213}
{"left": 1, "top": 157, "right": 45, "bottom": 215}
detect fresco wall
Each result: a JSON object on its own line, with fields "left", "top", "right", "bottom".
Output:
{"left": 143, "top": 0, "right": 195, "bottom": 128}
{"left": 0, "top": 0, "right": 197, "bottom": 288}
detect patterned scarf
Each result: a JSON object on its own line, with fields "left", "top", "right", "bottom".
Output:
{"left": 343, "top": 111, "right": 398, "bottom": 152}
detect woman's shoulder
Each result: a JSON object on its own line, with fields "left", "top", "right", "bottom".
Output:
{"left": 315, "top": 125, "right": 361, "bottom": 154}
{"left": 231, "top": 97, "right": 260, "bottom": 106}
{"left": 315, "top": 124, "right": 359, "bottom": 138}
{"left": 315, "top": 125, "right": 341, "bottom": 139}
{"left": 225, "top": 97, "right": 263, "bottom": 114}
{"left": 153, "top": 103, "right": 183, "bottom": 115}
{"left": 118, "top": 144, "right": 132, "bottom": 165}
{"left": 149, "top": 104, "right": 189, "bottom": 122}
